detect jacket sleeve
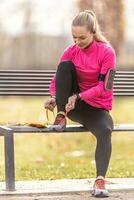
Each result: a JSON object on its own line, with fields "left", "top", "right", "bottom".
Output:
{"left": 79, "top": 46, "right": 116, "bottom": 100}
{"left": 49, "top": 47, "right": 72, "bottom": 96}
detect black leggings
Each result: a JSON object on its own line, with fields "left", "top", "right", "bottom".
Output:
{"left": 55, "top": 61, "right": 113, "bottom": 177}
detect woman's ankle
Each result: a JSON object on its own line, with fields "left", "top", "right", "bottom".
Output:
{"left": 57, "top": 111, "right": 66, "bottom": 117}
{"left": 96, "top": 176, "right": 105, "bottom": 180}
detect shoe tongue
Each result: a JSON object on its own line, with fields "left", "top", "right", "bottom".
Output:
{"left": 57, "top": 114, "right": 65, "bottom": 118}
{"left": 95, "top": 179, "right": 105, "bottom": 189}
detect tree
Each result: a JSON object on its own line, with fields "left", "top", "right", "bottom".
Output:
{"left": 76, "top": 0, "right": 125, "bottom": 56}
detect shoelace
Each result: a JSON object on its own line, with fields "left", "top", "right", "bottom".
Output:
{"left": 95, "top": 179, "right": 105, "bottom": 189}
{"left": 46, "top": 109, "right": 55, "bottom": 125}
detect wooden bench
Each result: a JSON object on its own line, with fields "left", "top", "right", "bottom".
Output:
{"left": 0, "top": 69, "right": 134, "bottom": 191}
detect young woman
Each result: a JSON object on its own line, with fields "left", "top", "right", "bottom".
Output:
{"left": 45, "top": 10, "right": 116, "bottom": 197}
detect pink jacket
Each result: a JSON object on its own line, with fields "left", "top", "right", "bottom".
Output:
{"left": 49, "top": 40, "right": 116, "bottom": 110}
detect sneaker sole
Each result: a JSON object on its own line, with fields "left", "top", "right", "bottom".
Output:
{"left": 48, "top": 125, "right": 66, "bottom": 132}
{"left": 92, "top": 189, "right": 109, "bottom": 197}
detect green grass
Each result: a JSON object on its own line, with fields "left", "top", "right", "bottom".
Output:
{"left": 0, "top": 96, "right": 134, "bottom": 181}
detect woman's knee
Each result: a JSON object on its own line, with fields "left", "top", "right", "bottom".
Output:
{"left": 103, "top": 126, "right": 112, "bottom": 135}
{"left": 57, "top": 61, "right": 75, "bottom": 73}
{"left": 95, "top": 126, "right": 112, "bottom": 140}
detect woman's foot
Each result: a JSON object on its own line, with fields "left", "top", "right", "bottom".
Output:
{"left": 92, "top": 177, "right": 109, "bottom": 197}
{"left": 49, "top": 112, "right": 66, "bottom": 132}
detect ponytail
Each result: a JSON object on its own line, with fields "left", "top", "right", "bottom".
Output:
{"left": 72, "top": 10, "right": 109, "bottom": 43}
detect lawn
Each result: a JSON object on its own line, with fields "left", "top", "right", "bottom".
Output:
{"left": 0, "top": 96, "right": 134, "bottom": 181}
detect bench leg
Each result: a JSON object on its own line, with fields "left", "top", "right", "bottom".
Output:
{"left": 4, "top": 133, "right": 15, "bottom": 191}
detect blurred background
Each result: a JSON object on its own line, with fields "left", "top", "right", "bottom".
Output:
{"left": 0, "top": 0, "right": 134, "bottom": 70}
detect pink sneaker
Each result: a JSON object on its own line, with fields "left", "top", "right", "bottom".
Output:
{"left": 92, "top": 178, "right": 109, "bottom": 197}
{"left": 49, "top": 114, "right": 66, "bottom": 132}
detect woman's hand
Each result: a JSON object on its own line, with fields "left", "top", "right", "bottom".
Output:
{"left": 44, "top": 97, "right": 56, "bottom": 111}
{"left": 65, "top": 94, "right": 77, "bottom": 113}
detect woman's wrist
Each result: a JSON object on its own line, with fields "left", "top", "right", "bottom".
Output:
{"left": 75, "top": 93, "right": 81, "bottom": 100}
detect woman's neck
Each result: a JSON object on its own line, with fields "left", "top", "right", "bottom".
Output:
{"left": 84, "top": 39, "right": 94, "bottom": 49}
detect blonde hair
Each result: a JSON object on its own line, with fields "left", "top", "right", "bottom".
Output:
{"left": 72, "top": 10, "right": 109, "bottom": 43}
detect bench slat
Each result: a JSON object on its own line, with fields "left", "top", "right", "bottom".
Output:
{"left": 0, "top": 70, "right": 55, "bottom": 73}
{"left": 0, "top": 76, "right": 52, "bottom": 81}
{"left": 1, "top": 124, "right": 134, "bottom": 133}
{"left": 0, "top": 80, "right": 51, "bottom": 84}
{"left": 0, "top": 92, "right": 49, "bottom": 95}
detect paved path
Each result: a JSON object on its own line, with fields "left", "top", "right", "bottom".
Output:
{"left": 1, "top": 191, "right": 134, "bottom": 200}
{"left": 0, "top": 178, "right": 134, "bottom": 199}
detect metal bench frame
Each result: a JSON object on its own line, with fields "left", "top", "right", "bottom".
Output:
{"left": 0, "top": 69, "right": 134, "bottom": 191}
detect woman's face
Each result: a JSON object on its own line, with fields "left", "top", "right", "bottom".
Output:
{"left": 72, "top": 25, "right": 94, "bottom": 49}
